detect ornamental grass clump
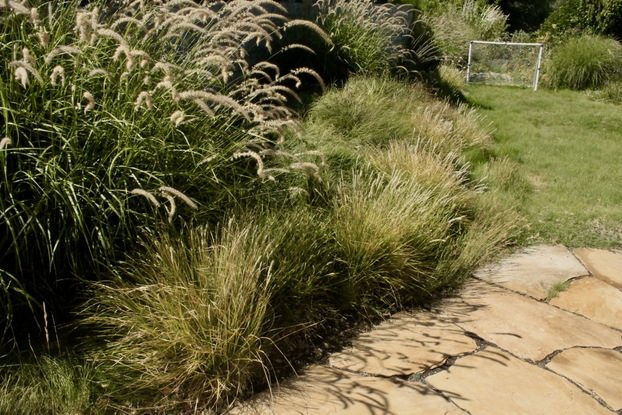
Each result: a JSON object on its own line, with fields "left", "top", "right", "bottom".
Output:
{"left": 0, "top": 0, "right": 328, "bottom": 345}
{"left": 77, "top": 74, "right": 516, "bottom": 410}
{"left": 300, "top": 75, "right": 512, "bottom": 309}
{"left": 304, "top": 76, "right": 490, "bottom": 169}
{"left": 423, "top": 0, "right": 507, "bottom": 62}
{"left": 82, "top": 221, "right": 275, "bottom": 411}
{"left": 311, "top": 0, "right": 425, "bottom": 81}
{"left": 547, "top": 34, "right": 622, "bottom": 90}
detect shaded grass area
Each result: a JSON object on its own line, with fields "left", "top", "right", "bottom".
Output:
{"left": 466, "top": 85, "right": 622, "bottom": 248}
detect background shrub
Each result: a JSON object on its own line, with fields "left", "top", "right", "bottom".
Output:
{"left": 547, "top": 34, "right": 622, "bottom": 90}
{"left": 423, "top": 0, "right": 507, "bottom": 62}
{"left": 274, "top": 0, "right": 438, "bottom": 85}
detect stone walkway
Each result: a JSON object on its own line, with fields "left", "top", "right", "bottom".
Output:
{"left": 230, "top": 245, "right": 622, "bottom": 414}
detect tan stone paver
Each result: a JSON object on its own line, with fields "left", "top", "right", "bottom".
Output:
{"left": 439, "top": 280, "right": 622, "bottom": 361}
{"left": 574, "top": 248, "right": 622, "bottom": 290}
{"left": 230, "top": 365, "right": 464, "bottom": 414}
{"left": 474, "top": 245, "right": 588, "bottom": 300}
{"left": 547, "top": 348, "right": 622, "bottom": 411}
{"left": 551, "top": 277, "right": 622, "bottom": 331}
{"left": 426, "top": 347, "right": 612, "bottom": 414}
{"left": 329, "top": 311, "right": 477, "bottom": 377}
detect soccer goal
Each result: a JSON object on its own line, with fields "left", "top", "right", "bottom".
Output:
{"left": 466, "top": 40, "right": 544, "bottom": 91}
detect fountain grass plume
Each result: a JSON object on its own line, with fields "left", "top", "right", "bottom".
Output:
{"left": 0, "top": 0, "right": 327, "bottom": 349}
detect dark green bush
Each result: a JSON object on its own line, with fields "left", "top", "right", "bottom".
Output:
{"left": 540, "top": 0, "right": 622, "bottom": 40}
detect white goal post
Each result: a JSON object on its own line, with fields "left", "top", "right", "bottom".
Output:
{"left": 466, "top": 40, "right": 544, "bottom": 91}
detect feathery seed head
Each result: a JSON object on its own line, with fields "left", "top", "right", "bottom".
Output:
{"left": 14, "top": 67, "right": 28, "bottom": 88}
{"left": 282, "top": 43, "right": 316, "bottom": 55}
{"left": 159, "top": 186, "right": 198, "bottom": 210}
{"left": 96, "top": 28, "right": 129, "bottom": 50}
{"left": 88, "top": 68, "right": 111, "bottom": 78}
{"left": 285, "top": 20, "right": 333, "bottom": 47}
{"left": 0, "top": 137, "right": 12, "bottom": 150}
{"left": 135, "top": 91, "right": 153, "bottom": 111}
{"left": 170, "top": 110, "right": 185, "bottom": 127}
{"left": 290, "top": 162, "right": 322, "bottom": 181}
{"left": 9, "top": 61, "right": 43, "bottom": 84}
{"left": 292, "top": 68, "right": 326, "bottom": 92}
{"left": 45, "top": 46, "right": 82, "bottom": 65}
{"left": 191, "top": 99, "right": 215, "bottom": 117}
{"left": 76, "top": 12, "right": 93, "bottom": 43}
{"left": 37, "top": 30, "right": 49, "bottom": 48}
{"left": 29, "top": 7, "right": 39, "bottom": 26}
{"left": 126, "top": 55, "right": 136, "bottom": 70}
{"left": 22, "top": 48, "right": 36, "bottom": 66}
{"left": 131, "top": 188, "right": 160, "bottom": 207}
{"left": 198, "top": 154, "right": 217, "bottom": 166}
{"left": 50, "top": 66, "right": 65, "bottom": 86}
{"left": 2, "top": 0, "right": 29, "bottom": 15}
{"left": 82, "top": 91, "right": 95, "bottom": 113}
{"left": 297, "top": 150, "right": 328, "bottom": 167}
{"left": 231, "top": 151, "right": 264, "bottom": 179}
{"left": 163, "top": 194, "right": 176, "bottom": 223}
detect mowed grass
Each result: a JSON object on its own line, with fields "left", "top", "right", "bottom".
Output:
{"left": 466, "top": 85, "right": 622, "bottom": 248}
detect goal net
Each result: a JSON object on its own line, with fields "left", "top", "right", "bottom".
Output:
{"left": 466, "top": 41, "right": 544, "bottom": 91}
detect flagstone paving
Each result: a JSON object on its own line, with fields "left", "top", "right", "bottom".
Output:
{"left": 229, "top": 247, "right": 622, "bottom": 414}
{"left": 438, "top": 280, "right": 621, "bottom": 361}
{"left": 546, "top": 348, "right": 622, "bottom": 411}
{"left": 426, "top": 347, "right": 612, "bottom": 414}
{"left": 474, "top": 245, "right": 588, "bottom": 300}
{"left": 550, "top": 276, "right": 622, "bottom": 331}
{"left": 575, "top": 248, "right": 622, "bottom": 290}
{"left": 328, "top": 311, "right": 477, "bottom": 377}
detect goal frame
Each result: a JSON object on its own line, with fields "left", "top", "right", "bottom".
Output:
{"left": 466, "top": 40, "right": 545, "bottom": 91}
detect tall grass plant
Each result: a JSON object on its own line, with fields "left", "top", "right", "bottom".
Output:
{"left": 546, "top": 34, "right": 622, "bottom": 90}
{"left": 0, "top": 0, "right": 327, "bottom": 344}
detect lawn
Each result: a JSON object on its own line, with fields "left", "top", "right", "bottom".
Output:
{"left": 466, "top": 85, "right": 622, "bottom": 248}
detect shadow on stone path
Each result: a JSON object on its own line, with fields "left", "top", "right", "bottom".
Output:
{"left": 229, "top": 245, "right": 622, "bottom": 414}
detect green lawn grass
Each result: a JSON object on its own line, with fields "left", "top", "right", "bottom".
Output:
{"left": 465, "top": 85, "right": 622, "bottom": 248}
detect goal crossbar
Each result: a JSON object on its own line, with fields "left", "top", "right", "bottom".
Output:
{"left": 466, "top": 40, "right": 544, "bottom": 91}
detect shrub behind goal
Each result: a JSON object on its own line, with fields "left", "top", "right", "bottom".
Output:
{"left": 466, "top": 41, "right": 544, "bottom": 91}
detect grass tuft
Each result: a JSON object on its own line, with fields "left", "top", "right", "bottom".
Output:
{"left": 0, "top": 356, "right": 95, "bottom": 414}
{"left": 82, "top": 222, "right": 275, "bottom": 411}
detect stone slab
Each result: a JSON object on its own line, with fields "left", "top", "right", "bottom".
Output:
{"left": 547, "top": 348, "right": 622, "bottom": 411}
{"left": 230, "top": 365, "right": 464, "bottom": 414}
{"left": 574, "top": 248, "right": 622, "bottom": 290}
{"left": 328, "top": 311, "right": 477, "bottom": 377}
{"left": 551, "top": 277, "right": 622, "bottom": 331}
{"left": 439, "top": 280, "right": 622, "bottom": 361}
{"left": 475, "top": 245, "right": 588, "bottom": 300}
{"left": 427, "top": 347, "right": 612, "bottom": 414}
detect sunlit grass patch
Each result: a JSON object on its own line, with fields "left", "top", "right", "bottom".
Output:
{"left": 466, "top": 85, "right": 622, "bottom": 248}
